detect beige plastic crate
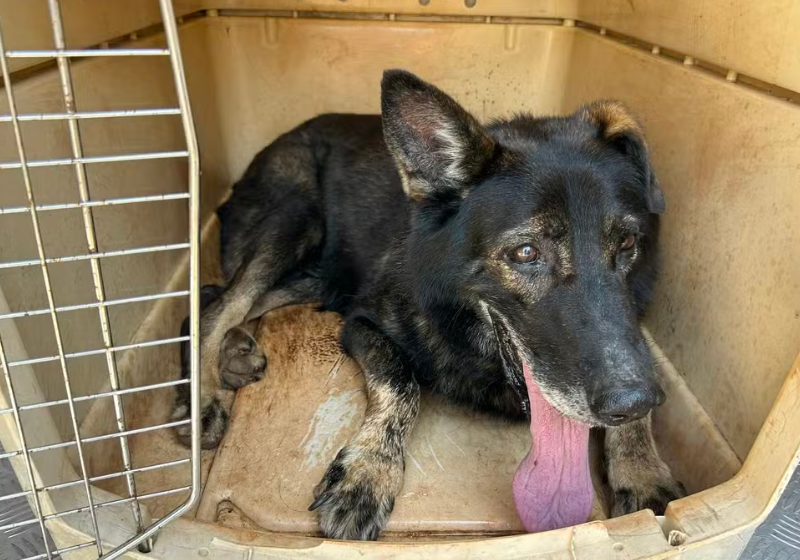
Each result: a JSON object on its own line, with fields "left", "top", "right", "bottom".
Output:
{"left": 0, "top": 1, "right": 798, "bottom": 559}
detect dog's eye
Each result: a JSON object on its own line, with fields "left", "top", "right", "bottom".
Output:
{"left": 619, "top": 235, "right": 636, "bottom": 252}
{"left": 509, "top": 244, "right": 539, "bottom": 264}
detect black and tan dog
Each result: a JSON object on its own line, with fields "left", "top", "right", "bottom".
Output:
{"left": 172, "top": 70, "right": 685, "bottom": 540}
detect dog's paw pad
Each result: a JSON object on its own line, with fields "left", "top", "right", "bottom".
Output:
{"left": 220, "top": 327, "right": 267, "bottom": 390}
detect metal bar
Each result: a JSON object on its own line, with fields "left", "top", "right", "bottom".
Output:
{"left": 0, "top": 486, "right": 191, "bottom": 533}
{"left": 21, "top": 418, "right": 190, "bottom": 456}
{"left": 5, "top": 48, "right": 169, "bottom": 58}
{"left": 0, "top": 448, "right": 21, "bottom": 460}
{"left": 48, "top": 486, "right": 191, "bottom": 522}
{"left": 21, "top": 541, "right": 98, "bottom": 560}
{"left": 0, "top": 3, "right": 203, "bottom": 557}
{"left": 0, "top": 3, "right": 108, "bottom": 551}
{"left": 0, "top": 457, "right": 190, "bottom": 505}
{"left": 52, "top": 486, "right": 191, "bottom": 522}
{"left": 0, "top": 378, "right": 189, "bottom": 416}
{"left": 42, "top": 458, "right": 191, "bottom": 493}
{"left": 3, "top": 335, "right": 189, "bottom": 368}
{"left": 0, "top": 334, "right": 53, "bottom": 540}
{"left": 163, "top": 0, "right": 203, "bottom": 518}
{"left": 0, "top": 289, "right": 189, "bottom": 320}
{"left": 47, "top": 0, "right": 148, "bottom": 539}
{"left": 0, "top": 108, "right": 182, "bottom": 123}
{"left": 71, "top": 418, "right": 190, "bottom": 446}
{"left": 96, "top": 3, "right": 204, "bottom": 556}
{"left": 0, "top": 242, "right": 190, "bottom": 270}
{"left": 0, "top": 22, "right": 56, "bottom": 560}
{"left": 0, "top": 192, "right": 191, "bottom": 215}
{"left": 0, "top": 149, "right": 189, "bottom": 170}
{"left": 0, "top": 487, "right": 31, "bottom": 503}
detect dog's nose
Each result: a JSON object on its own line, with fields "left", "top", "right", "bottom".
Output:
{"left": 592, "top": 383, "right": 665, "bottom": 425}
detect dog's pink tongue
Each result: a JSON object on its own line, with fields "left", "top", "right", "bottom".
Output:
{"left": 513, "top": 362, "right": 593, "bottom": 533}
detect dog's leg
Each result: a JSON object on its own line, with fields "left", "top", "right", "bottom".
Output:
{"left": 172, "top": 257, "right": 275, "bottom": 449}
{"left": 310, "top": 318, "right": 420, "bottom": 541}
{"left": 245, "top": 275, "right": 323, "bottom": 320}
{"left": 176, "top": 285, "right": 268, "bottom": 394}
{"left": 605, "top": 414, "right": 687, "bottom": 516}
{"left": 173, "top": 275, "right": 323, "bottom": 447}
{"left": 173, "top": 212, "right": 320, "bottom": 449}
{"left": 218, "top": 276, "right": 324, "bottom": 391}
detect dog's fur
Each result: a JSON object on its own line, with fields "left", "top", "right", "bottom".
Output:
{"left": 173, "top": 70, "right": 685, "bottom": 540}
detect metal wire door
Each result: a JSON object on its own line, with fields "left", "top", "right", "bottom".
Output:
{"left": 0, "top": 1, "right": 200, "bottom": 558}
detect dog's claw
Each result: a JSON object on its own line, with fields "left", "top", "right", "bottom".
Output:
{"left": 308, "top": 493, "right": 329, "bottom": 511}
{"left": 173, "top": 395, "right": 230, "bottom": 450}
{"left": 612, "top": 479, "right": 687, "bottom": 517}
{"left": 311, "top": 445, "right": 402, "bottom": 540}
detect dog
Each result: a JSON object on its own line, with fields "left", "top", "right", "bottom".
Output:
{"left": 172, "top": 69, "right": 686, "bottom": 540}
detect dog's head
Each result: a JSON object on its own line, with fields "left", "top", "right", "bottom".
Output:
{"left": 382, "top": 70, "right": 666, "bottom": 427}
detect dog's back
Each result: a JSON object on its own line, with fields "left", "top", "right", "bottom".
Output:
{"left": 216, "top": 114, "right": 408, "bottom": 313}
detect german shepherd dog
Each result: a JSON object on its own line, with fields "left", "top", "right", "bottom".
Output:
{"left": 172, "top": 70, "right": 685, "bottom": 540}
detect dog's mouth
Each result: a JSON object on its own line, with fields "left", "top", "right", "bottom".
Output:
{"left": 490, "top": 310, "right": 594, "bottom": 533}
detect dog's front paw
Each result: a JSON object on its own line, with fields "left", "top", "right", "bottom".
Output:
{"left": 309, "top": 446, "right": 403, "bottom": 540}
{"left": 611, "top": 475, "right": 687, "bottom": 517}
{"left": 173, "top": 394, "right": 231, "bottom": 450}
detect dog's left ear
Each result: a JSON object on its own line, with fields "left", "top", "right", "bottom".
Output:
{"left": 578, "top": 100, "right": 665, "bottom": 215}
{"left": 381, "top": 69, "right": 496, "bottom": 202}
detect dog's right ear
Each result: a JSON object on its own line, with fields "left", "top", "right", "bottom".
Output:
{"left": 381, "top": 70, "right": 495, "bottom": 202}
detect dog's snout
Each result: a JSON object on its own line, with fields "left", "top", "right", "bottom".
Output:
{"left": 592, "top": 383, "right": 665, "bottom": 425}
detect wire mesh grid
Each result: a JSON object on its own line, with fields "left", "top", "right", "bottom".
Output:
{"left": 0, "top": 1, "right": 200, "bottom": 559}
